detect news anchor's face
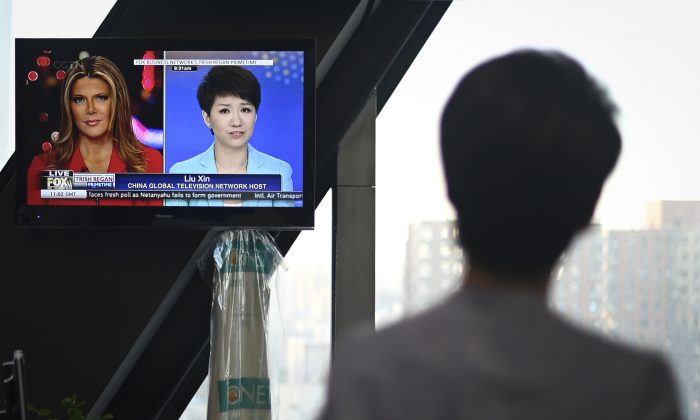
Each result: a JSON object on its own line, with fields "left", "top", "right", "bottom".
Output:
{"left": 69, "top": 77, "right": 112, "bottom": 141}
{"left": 204, "top": 95, "right": 257, "bottom": 150}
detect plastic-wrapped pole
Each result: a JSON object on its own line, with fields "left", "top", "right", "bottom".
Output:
{"left": 206, "top": 230, "right": 283, "bottom": 420}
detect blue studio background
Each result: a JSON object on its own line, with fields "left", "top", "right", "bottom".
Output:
{"left": 164, "top": 50, "right": 305, "bottom": 192}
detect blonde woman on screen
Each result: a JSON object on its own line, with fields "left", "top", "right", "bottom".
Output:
{"left": 27, "top": 55, "right": 163, "bottom": 205}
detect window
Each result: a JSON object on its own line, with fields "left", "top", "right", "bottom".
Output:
{"left": 375, "top": 1, "right": 700, "bottom": 418}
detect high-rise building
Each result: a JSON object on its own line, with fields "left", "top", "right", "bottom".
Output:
{"left": 403, "top": 221, "right": 464, "bottom": 315}
{"left": 550, "top": 226, "right": 611, "bottom": 333}
{"left": 604, "top": 229, "right": 672, "bottom": 348}
{"left": 648, "top": 200, "right": 700, "bottom": 229}
{"left": 553, "top": 201, "right": 700, "bottom": 419}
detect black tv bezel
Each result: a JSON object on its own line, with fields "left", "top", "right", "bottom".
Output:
{"left": 15, "top": 38, "right": 315, "bottom": 230}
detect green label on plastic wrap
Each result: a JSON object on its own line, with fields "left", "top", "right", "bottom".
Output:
{"left": 218, "top": 377, "right": 271, "bottom": 412}
{"left": 222, "top": 246, "right": 277, "bottom": 275}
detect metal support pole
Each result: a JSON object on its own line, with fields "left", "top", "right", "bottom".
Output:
{"left": 332, "top": 90, "right": 376, "bottom": 347}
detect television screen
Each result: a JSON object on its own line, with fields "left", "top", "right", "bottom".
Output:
{"left": 15, "top": 38, "right": 315, "bottom": 229}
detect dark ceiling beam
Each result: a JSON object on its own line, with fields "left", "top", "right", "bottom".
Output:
{"left": 315, "top": 0, "right": 451, "bottom": 208}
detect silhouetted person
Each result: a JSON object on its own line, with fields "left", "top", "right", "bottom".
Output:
{"left": 320, "top": 50, "right": 681, "bottom": 420}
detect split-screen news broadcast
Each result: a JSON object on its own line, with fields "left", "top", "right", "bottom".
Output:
{"left": 15, "top": 39, "right": 315, "bottom": 229}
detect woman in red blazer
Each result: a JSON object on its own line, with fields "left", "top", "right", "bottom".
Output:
{"left": 27, "top": 55, "right": 163, "bottom": 206}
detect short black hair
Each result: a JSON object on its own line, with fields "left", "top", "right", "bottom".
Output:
{"left": 441, "top": 50, "right": 621, "bottom": 275}
{"left": 197, "top": 66, "right": 261, "bottom": 115}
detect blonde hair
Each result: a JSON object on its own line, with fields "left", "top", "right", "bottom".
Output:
{"left": 48, "top": 56, "right": 147, "bottom": 172}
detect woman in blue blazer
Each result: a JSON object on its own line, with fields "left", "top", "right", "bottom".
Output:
{"left": 167, "top": 65, "right": 293, "bottom": 207}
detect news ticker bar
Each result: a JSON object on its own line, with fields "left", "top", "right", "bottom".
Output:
{"left": 41, "top": 171, "right": 282, "bottom": 192}
{"left": 133, "top": 59, "right": 274, "bottom": 66}
{"left": 40, "top": 190, "right": 304, "bottom": 200}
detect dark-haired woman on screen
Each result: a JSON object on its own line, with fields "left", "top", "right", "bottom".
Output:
{"left": 167, "top": 65, "right": 293, "bottom": 207}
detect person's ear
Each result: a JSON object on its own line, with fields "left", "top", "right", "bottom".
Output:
{"left": 201, "top": 109, "right": 211, "bottom": 128}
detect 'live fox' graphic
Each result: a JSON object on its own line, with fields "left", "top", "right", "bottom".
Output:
{"left": 42, "top": 170, "right": 73, "bottom": 189}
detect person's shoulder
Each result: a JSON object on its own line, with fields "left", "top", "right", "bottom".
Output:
{"left": 548, "top": 310, "right": 658, "bottom": 365}
{"left": 28, "top": 152, "right": 49, "bottom": 171}
{"left": 571, "top": 322, "right": 674, "bottom": 376}
{"left": 139, "top": 144, "right": 163, "bottom": 172}
{"left": 336, "top": 298, "right": 458, "bottom": 366}
{"left": 323, "top": 311, "right": 449, "bottom": 420}
{"left": 630, "top": 351, "right": 681, "bottom": 418}
{"left": 140, "top": 144, "right": 162, "bottom": 159}
{"left": 169, "top": 150, "right": 207, "bottom": 173}
{"left": 537, "top": 308, "right": 680, "bottom": 414}
{"left": 249, "top": 145, "right": 292, "bottom": 175}
{"left": 571, "top": 331, "right": 681, "bottom": 417}
{"left": 324, "top": 300, "right": 463, "bottom": 419}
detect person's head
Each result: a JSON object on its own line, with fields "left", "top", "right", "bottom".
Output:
{"left": 59, "top": 56, "right": 131, "bottom": 143}
{"left": 197, "top": 66, "right": 261, "bottom": 149}
{"left": 50, "top": 55, "right": 146, "bottom": 171}
{"left": 441, "top": 50, "right": 621, "bottom": 277}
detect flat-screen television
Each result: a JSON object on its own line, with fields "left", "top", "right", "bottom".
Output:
{"left": 15, "top": 38, "right": 315, "bottom": 229}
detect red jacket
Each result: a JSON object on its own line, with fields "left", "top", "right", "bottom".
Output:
{"left": 27, "top": 143, "right": 163, "bottom": 206}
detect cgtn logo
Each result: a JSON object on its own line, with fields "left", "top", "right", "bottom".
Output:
{"left": 42, "top": 170, "right": 74, "bottom": 190}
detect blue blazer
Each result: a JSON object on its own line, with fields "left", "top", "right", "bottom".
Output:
{"left": 166, "top": 142, "right": 294, "bottom": 207}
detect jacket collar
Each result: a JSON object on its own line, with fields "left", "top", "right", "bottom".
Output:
{"left": 70, "top": 142, "right": 127, "bottom": 172}
{"left": 199, "top": 142, "right": 265, "bottom": 171}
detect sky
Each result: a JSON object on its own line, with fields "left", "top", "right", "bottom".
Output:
{"left": 378, "top": 0, "right": 700, "bottom": 231}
